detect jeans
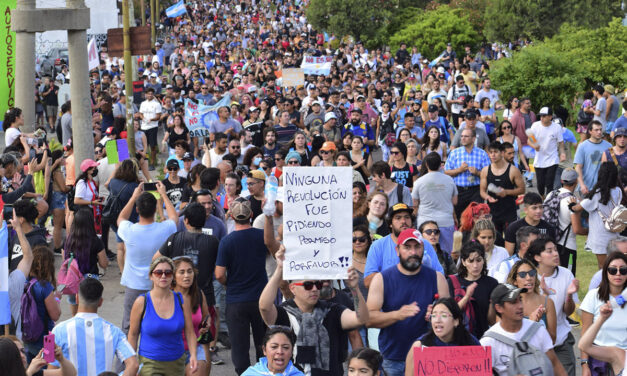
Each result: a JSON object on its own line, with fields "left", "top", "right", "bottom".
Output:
{"left": 213, "top": 279, "right": 227, "bottom": 333}
{"left": 535, "top": 164, "right": 558, "bottom": 196}
{"left": 122, "top": 287, "right": 149, "bottom": 334}
{"left": 225, "top": 301, "right": 266, "bottom": 375}
{"left": 382, "top": 359, "right": 405, "bottom": 376}
{"left": 554, "top": 332, "right": 576, "bottom": 376}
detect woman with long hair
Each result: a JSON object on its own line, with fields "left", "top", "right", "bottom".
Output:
{"left": 23, "top": 246, "right": 61, "bottom": 362}
{"left": 352, "top": 224, "right": 372, "bottom": 299}
{"left": 405, "top": 297, "right": 480, "bottom": 376}
{"left": 405, "top": 138, "right": 421, "bottom": 168}
{"left": 397, "top": 128, "right": 412, "bottom": 144}
{"left": 128, "top": 256, "right": 197, "bottom": 375}
{"left": 579, "top": 302, "right": 626, "bottom": 376}
{"left": 420, "top": 126, "right": 446, "bottom": 161}
{"left": 502, "top": 97, "right": 519, "bottom": 121}
{"left": 353, "top": 182, "right": 368, "bottom": 218}
{"left": 242, "top": 147, "right": 264, "bottom": 173}
{"left": 180, "top": 164, "right": 207, "bottom": 211}
{"left": 288, "top": 131, "right": 312, "bottom": 166}
{"left": 478, "top": 97, "right": 497, "bottom": 138}
{"left": 580, "top": 251, "right": 627, "bottom": 375}
{"left": 419, "top": 221, "right": 456, "bottom": 275}
{"left": 172, "top": 257, "right": 211, "bottom": 376}
{"left": 339, "top": 131, "right": 354, "bottom": 152}
{"left": 389, "top": 142, "right": 418, "bottom": 190}
{"left": 0, "top": 336, "right": 76, "bottom": 376}
{"left": 576, "top": 162, "right": 622, "bottom": 268}
{"left": 73, "top": 160, "right": 102, "bottom": 237}
{"left": 448, "top": 241, "right": 497, "bottom": 339}
{"left": 241, "top": 327, "right": 303, "bottom": 376}
{"left": 376, "top": 101, "right": 399, "bottom": 160}
{"left": 350, "top": 136, "right": 373, "bottom": 182}
{"left": 63, "top": 208, "right": 108, "bottom": 314}
{"left": 162, "top": 114, "right": 190, "bottom": 154}
{"left": 48, "top": 150, "right": 70, "bottom": 254}
{"left": 507, "top": 259, "right": 557, "bottom": 343}
{"left": 3, "top": 107, "right": 35, "bottom": 146}
{"left": 496, "top": 120, "right": 529, "bottom": 171}
{"left": 363, "top": 192, "right": 390, "bottom": 238}
{"left": 470, "top": 219, "right": 509, "bottom": 274}
{"left": 459, "top": 202, "right": 491, "bottom": 244}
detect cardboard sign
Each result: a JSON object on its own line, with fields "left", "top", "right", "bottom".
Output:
{"left": 282, "top": 167, "right": 352, "bottom": 280}
{"left": 301, "top": 55, "right": 332, "bottom": 75}
{"left": 413, "top": 346, "right": 492, "bottom": 376}
{"left": 281, "top": 68, "right": 304, "bottom": 87}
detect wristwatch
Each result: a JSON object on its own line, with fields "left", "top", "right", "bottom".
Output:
{"left": 580, "top": 359, "right": 589, "bottom": 366}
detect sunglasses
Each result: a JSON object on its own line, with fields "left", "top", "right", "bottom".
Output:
{"left": 353, "top": 235, "right": 368, "bottom": 243}
{"left": 502, "top": 126, "right": 512, "bottom": 130}
{"left": 320, "top": 150, "right": 331, "bottom": 155}
{"left": 608, "top": 266, "right": 627, "bottom": 276}
{"left": 288, "top": 160, "right": 300, "bottom": 165}
{"left": 274, "top": 157, "right": 283, "bottom": 161}
{"left": 231, "top": 146, "right": 241, "bottom": 149}
{"left": 168, "top": 167, "right": 179, "bottom": 171}
{"left": 152, "top": 269, "right": 173, "bottom": 277}
{"left": 517, "top": 269, "right": 537, "bottom": 278}
{"left": 292, "top": 281, "right": 323, "bottom": 290}
{"left": 423, "top": 229, "right": 440, "bottom": 236}
{"left": 390, "top": 151, "right": 400, "bottom": 155}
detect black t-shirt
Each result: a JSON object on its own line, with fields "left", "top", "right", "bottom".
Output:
{"left": 9, "top": 227, "right": 48, "bottom": 271}
{"left": 447, "top": 274, "right": 498, "bottom": 338}
{"left": 248, "top": 195, "right": 263, "bottom": 222}
{"left": 162, "top": 177, "right": 187, "bottom": 207}
{"left": 166, "top": 127, "right": 189, "bottom": 149}
{"left": 263, "top": 144, "right": 279, "bottom": 160}
{"left": 63, "top": 234, "right": 106, "bottom": 275}
{"left": 159, "top": 231, "right": 219, "bottom": 306}
{"left": 504, "top": 218, "right": 557, "bottom": 245}
{"left": 391, "top": 163, "right": 418, "bottom": 189}
{"left": 276, "top": 300, "right": 348, "bottom": 376}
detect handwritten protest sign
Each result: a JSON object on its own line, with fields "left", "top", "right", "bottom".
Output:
{"left": 301, "top": 55, "right": 332, "bottom": 75}
{"left": 281, "top": 68, "right": 305, "bottom": 87}
{"left": 184, "top": 94, "right": 231, "bottom": 138}
{"left": 413, "top": 346, "right": 491, "bottom": 376}
{"left": 282, "top": 167, "right": 352, "bottom": 280}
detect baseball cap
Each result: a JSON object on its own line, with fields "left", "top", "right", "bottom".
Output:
{"left": 166, "top": 84, "right": 173, "bottom": 89}
{"left": 182, "top": 152, "right": 193, "bottom": 161}
{"left": 80, "top": 159, "right": 98, "bottom": 172}
{"left": 428, "top": 104, "right": 438, "bottom": 113}
{"left": 614, "top": 127, "right": 627, "bottom": 138}
{"left": 538, "top": 107, "right": 552, "bottom": 116}
{"left": 229, "top": 197, "right": 253, "bottom": 221}
{"left": 387, "top": 203, "right": 412, "bottom": 219}
{"left": 311, "top": 100, "right": 322, "bottom": 106}
{"left": 324, "top": 112, "right": 337, "bottom": 122}
{"left": 396, "top": 228, "right": 424, "bottom": 246}
{"left": 356, "top": 95, "right": 365, "bottom": 100}
{"left": 320, "top": 141, "right": 337, "bottom": 152}
{"left": 490, "top": 284, "right": 527, "bottom": 306}
{"left": 248, "top": 169, "right": 266, "bottom": 182}
{"left": 249, "top": 106, "right": 259, "bottom": 112}
{"left": 436, "top": 67, "right": 445, "bottom": 74}
{"left": 352, "top": 108, "right": 363, "bottom": 114}
{"left": 105, "top": 126, "right": 115, "bottom": 135}
{"left": 560, "top": 168, "right": 578, "bottom": 184}
{"left": 464, "top": 110, "right": 477, "bottom": 119}
{"left": 166, "top": 159, "right": 180, "bottom": 169}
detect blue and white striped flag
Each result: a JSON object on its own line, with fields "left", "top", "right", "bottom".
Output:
{"left": 165, "top": 0, "right": 187, "bottom": 18}
{"left": 0, "top": 220, "right": 10, "bottom": 325}
{"left": 429, "top": 52, "right": 446, "bottom": 68}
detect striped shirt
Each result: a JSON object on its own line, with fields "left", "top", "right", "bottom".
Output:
{"left": 444, "top": 146, "right": 490, "bottom": 187}
{"left": 52, "top": 312, "right": 135, "bottom": 376}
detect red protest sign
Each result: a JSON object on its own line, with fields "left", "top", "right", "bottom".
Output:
{"left": 413, "top": 346, "right": 491, "bottom": 376}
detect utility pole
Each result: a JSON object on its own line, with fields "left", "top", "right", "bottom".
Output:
{"left": 150, "top": 0, "right": 156, "bottom": 48}
{"left": 140, "top": 0, "right": 145, "bottom": 26}
{"left": 122, "top": 0, "right": 136, "bottom": 157}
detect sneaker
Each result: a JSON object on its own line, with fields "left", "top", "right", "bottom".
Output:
{"left": 149, "top": 165, "right": 156, "bottom": 171}
{"left": 105, "top": 249, "right": 116, "bottom": 261}
{"left": 567, "top": 317, "right": 580, "bottom": 327}
{"left": 209, "top": 347, "right": 224, "bottom": 365}
{"left": 217, "top": 332, "right": 231, "bottom": 349}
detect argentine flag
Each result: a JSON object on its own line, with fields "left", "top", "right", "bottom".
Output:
{"left": 166, "top": 0, "right": 187, "bottom": 18}
{"left": 429, "top": 52, "right": 446, "bottom": 68}
{"left": 0, "top": 220, "right": 10, "bottom": 325}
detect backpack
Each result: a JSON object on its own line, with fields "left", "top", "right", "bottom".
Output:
{"left": 57, "top": 252, "right": 84, "bottom": 295}
{"left": 483, "top": 322, "right": 554, "bottom": 376}
{"left": 542, "top": 189, "right": 573, "bottom": 242}
{"left": 66, "top": 184, "right": 77, "bottom": 212}
{"left": 576, "top": 108, "right": 593, "bottom": 126}
{"left": 448, "top": 275, "right": 476, "bottom": 334}
{"left": 101, "top": 182, "right": 130, "bottom": 225}
{"left": 21, "top": 279, "right": 45, "bottom": 342}
{"left": 598, "top": 196, "right": 627, "bottom": 233}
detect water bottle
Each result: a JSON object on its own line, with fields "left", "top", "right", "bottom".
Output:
{"left": 610, "top": 287, "right": 627, "bottom": 309}
{"left": 368, "top": 221, "right": 378, "bottom": 236}
{"left": 487, "top": 183, "right": 503, "bottom": 194}
{"left": 263, "top": 176, "right": 278, "bottom": 216}
{"left": 240, "top": 176, "right": 250, "bottom": 197}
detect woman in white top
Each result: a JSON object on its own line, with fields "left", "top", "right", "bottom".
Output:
{"left": 420, "top": 125, "right": 446, "bottom": 161}
{"left": 471, "top": 219, "right": 509, "bottom": 274}
{"left": 579, "top": 301, "right": 626, "bottom": 376}
{"left": 3, "top": 107, "right": 34, "bottom": 147}
{"left": 575, "top": 162, "right": 622, "bottom": 269}
{"left": 74, "top": 159, "right": 102, "bottom": 208}
{"left": 502, "top": 97, "right": 519, "bottom": 120}
{"left": 580, "top": 251, "right": 627, "bottom": 376}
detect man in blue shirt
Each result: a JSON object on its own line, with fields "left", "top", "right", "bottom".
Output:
{"left": 343, "top": 109, "right": 376, "bottom": 152}
{"left": 574, "top": 120, "right": 611, "bottom": 194}
{"left": 364, "top": 203, "right": 444, "bottom": 288}
{"left": 424, "top": 104, "right": 453, "bottom": 144}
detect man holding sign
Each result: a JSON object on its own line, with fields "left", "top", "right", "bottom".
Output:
{"left": 367, "top": 229, "right": 449, "bottom": 376}
{"left": 259, "top": 246, "right": 369, "bottom": 376}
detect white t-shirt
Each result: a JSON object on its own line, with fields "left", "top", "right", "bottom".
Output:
{"left": 580, "top": 187, "right": 622, "bottom": 254}
{"left": 530, "top": 121, "right": 563, "bottom": 168}
{"left": 480, "top": 319, "right": 554, "bottom": 376}
{"left": 139, "top": 99, "right": 163, "bottom": 131}
{"left": 5, "top": 127, "right": 21, "bottom": 146}
{"left": 580, "top": 288, "right": 627, "bottom": 349}
{"left": 474, "top": 89, "right": 500, "bottom": 109}
{"left": 486, "top": 246, "right": 510, "bottom": 275}
{"left": 553, "top": 188, "right": 577, "bottom": 250}
{"left": 542, "top": 266, "right": 578, "bottom": 346}
{"left": 447, "top": 84, "right": 471, "bottom": 114}
{"left": 412, "top": 172, "right": 458, "bottom": 228}
{"left": 75, "top": 179, "right": 98, "bottom": 204}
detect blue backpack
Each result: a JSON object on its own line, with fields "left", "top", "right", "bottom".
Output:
{"left": 21, "top": 279, "right": 45, "bottom": 342}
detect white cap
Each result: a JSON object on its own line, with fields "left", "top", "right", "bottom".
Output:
{"left": 311, "top": 100, "right": 322, "bottom": 106}
{"left": 324, "top": 112, "right": 337, "bottom": 122}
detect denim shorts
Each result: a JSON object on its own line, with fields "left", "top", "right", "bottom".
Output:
{"left": 185, "top": 345, "right": 206, "bottom": 363}
{"left": 67, "top": 274, "right": 99, "bottom": 304}
{"left": 51, "top": 191, "right": 67, "bottom": 210}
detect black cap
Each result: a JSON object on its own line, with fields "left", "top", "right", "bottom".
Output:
{"left": 490, "top": 284, "right": 527, "bottom": 306}
{"left": 387, "top": 203, "right": 413, "bottom": 220}
{"left": 182, "top": 152, "right": 193, "bottom": 161}
{"left": 428, "top": 104, "right": 438, "bottom": 113}
{"left": 352, "top": 108, "right": 362, "bottom": 114}
{"left": 464, "top": 110, "right": 477, "bottom": 119}
{"left": 166, "top": 159, "right": 180, "bottom": 169}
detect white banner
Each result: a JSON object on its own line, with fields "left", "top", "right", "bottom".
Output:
{"left": 281, "top": 68, "right": 305, "bottom": 87}
{"left": 87, "top": 38, "right": 99, "bottom": 71}
{"left": 300, "top": 55, "right": 332, "bottom": 75}
{"left": 283, "top": 167, "right": 353, "bottom": 280}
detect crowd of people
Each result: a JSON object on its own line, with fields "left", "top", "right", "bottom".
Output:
{"left": 1, "top": 0, "right": 627, "bottom": 376}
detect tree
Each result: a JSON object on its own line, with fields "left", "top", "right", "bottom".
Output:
{"left": 306, "top": 0, "right": 396, "bottom": 43}
{"left": 562, "top": 0, "right": 622, "bottom": 30}
{"left": 388, "top": 5, "right": 481, "bottom": 60}
{"left": 483, "top": 0, "right": 566, "bottom": 42}
{"left": 489, "top": 44, "right": 586, "bottom": 112}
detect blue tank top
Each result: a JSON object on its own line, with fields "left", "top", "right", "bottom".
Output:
{"left": 379, "top": 265, "right": 438, "bottom": 361}
{"left": 138, "top": 291, "right": 185, "bottom": 361}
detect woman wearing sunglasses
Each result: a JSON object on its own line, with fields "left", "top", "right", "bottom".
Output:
{"left": 496, "top": 120, "right": 529, "bottom": 171}
{"left": 317, "top": 141, "right": 337, "bottom": 167}
{"left": 580, "top": 252, "right": 627, "bottom": 375}
{"left": 578, "top": 302, "right": 626, "bottom": 376}
{"left": 352, "top": 224, "right": 372, "bottom": 302}
{"left": 419, "top": 221, "right": 456, "bottom": 276}
{"left": 507, "top": 259, "right": 557, "bottom": 343}
{"left": 128, "top": 256, "right": 197, "bottom": 375}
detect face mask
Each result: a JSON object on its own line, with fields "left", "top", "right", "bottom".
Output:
{"left": 253, "top": 157, "right": 262, "bottom": 166}
{"left": 91, "top": 169, "right": 98, "bottom": 177}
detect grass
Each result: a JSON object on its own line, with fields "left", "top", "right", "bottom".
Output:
{"left": 574, "top": 235, "right": 596, "bottom": 299}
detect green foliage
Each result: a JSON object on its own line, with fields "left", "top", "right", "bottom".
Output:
{"left": 483, "top": 0, "right": 566, "bottom": 42}
{"left": 545, "top": 18, "right": 627, "bottom": 89}
{"left": 489, "top": 44, "right": 586, "bottom": 112}
{"left": 306, "top": 0, "right": 395, "bottom": 42}
{"left": 563, "top": 0, "right": 623, "bottom": 30}
{"left": 447, "top": 0, "right": 489, "bottom": 33}
{"left": 388, "top": 5, "right": 481, "bottom": 60}
{"left": 366, "top": 7, "right": 423, "bottom": 50}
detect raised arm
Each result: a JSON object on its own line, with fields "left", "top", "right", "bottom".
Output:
{"left": 340, "top": 267, "right": 369, "bottom": 330}
{"left": 118, "top": 183, "right": 143, "bottom": 226}
{"left": 156, "top": 181, "right": 178, "bottom": 222}
{"left": 259, "top": 245, "right": 283, "bottom": 326}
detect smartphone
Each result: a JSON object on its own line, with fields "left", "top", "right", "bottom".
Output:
{"left": 144, "top": 182, "right": 157, "bottom": 191}
{"left": 56, "top": 284, "right": 66, "bottom": 294}
{"left": 43, "top": 333, "right": 55, "bottom": 363}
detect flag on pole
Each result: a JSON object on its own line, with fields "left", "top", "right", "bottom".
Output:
{"left": 0, "top": 217, "right": 11, "bottom": 325}
{"left": 166, "top": 0, "right": 187, "bottom": 18}
{"left": 87, "top": 38, "right": 99, "bottom": 71}
{"left": 429, "top": 52, "right": 445, "bottom": 68}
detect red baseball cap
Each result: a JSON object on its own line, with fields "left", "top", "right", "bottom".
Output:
{"left": 396, "top": 228, "right": 423, "bottom": 246}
